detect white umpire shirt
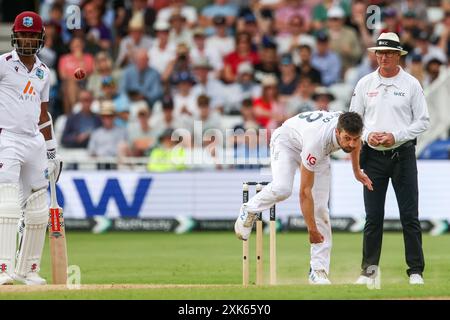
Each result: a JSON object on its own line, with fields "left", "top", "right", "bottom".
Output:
{"left": 350, "top": 66, "right": 430, "bottom": 151}
{"left": 0, "top": 50, "right": 50, "bottom": 136}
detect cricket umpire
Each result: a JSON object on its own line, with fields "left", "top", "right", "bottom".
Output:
{"left": 350, "top": 33, "right": 430, "bottom": 285}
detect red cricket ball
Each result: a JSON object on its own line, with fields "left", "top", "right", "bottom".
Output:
{"left": 74, "top": 67, "right": 86, "bottom": 80}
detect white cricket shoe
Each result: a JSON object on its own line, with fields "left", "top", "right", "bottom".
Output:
{"left": 409, "top": 274, "right": 424, "bottom": 285}
{"left": 355, "top": 275, "right": 372, "bottom": 285}
{"left": 234, "top": 205, "right": 257, "bottom": 241}
{"left": 13, "top": 272, "right": 47, "bottom": 285}
{"left": 309, "top": 269, "right": 331, "bottom": 285}
{"left": 0, "top": 273, "right": 14, "bottom": 285}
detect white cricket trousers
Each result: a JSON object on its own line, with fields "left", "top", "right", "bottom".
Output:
{"left": 0, "top": 129, "right": 48, "bottom": 205}
{"left": 244, "top": 126, "right": 332, "bottom": 274}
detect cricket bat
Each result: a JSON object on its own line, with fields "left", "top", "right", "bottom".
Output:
{"left": 48, "top": 174, "right": 68, "bottom": 285}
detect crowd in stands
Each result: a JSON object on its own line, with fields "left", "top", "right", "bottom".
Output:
{"left": 33, "top": 0, "right": 450, "bottom": 170}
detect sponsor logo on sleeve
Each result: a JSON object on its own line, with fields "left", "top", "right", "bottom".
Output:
{"left": 306, "top": 153, "right": 316, "bottom": 166}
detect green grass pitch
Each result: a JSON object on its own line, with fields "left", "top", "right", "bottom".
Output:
{"left": 0, "top": 232, "right": 449, "bottom": 299}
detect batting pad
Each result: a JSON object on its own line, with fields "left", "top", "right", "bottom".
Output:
{"left": 15, "top": 188, "right": 48, "bottom": 277}
{"left": 0, "top": 184, "right": 21, "bottom": 275}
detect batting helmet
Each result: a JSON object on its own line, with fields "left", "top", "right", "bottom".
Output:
{"left": 11, "top": 11, "right": 45, "bottom": 56}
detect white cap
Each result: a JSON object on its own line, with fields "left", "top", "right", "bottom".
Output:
{"left": 154, "top": 20, "right": 170, "bottom": 31}
{"left": 237, "top": 62, "right": 254, "bottom": 75}
{"left": 327, "top": 6, "right": 345, "bottom": 19}
{"left": 368, "top": 32, "right": 408, "bottom": 55}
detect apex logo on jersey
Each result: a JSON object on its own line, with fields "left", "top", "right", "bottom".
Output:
{"left": 19, "top": 81, "right": 39, "bottom": 102}
{"left": 306, "top": 154, "right": 316, "bottom": 166}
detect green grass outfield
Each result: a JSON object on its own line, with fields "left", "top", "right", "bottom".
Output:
{"left": 0, "top": 232, "right": 449, "bottom": 299}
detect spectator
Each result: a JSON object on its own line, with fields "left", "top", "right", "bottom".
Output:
{"left": 120, "top": 49, "right": 163, "bottom": 108}
{"left": 192, "top": 95, "right": 223, "bottom": 142}
{"left": 233, "top": 125, "right": 269, "bottom": 169}
{"left": 147, "top": 128, "right": 188, "bottom": 172}
{"left": 148, "top": 20, "right": 176, "bottom": 75}
{"left": 225, "top": 62, "right": 262, "bottom": 115}
{"left": 156, "top": 0, "right": 198, "bottom": 27}
{"left": 190, "top": 27, "right": 223, "bottom": 73}
{"left": 407, "top": 53, "right": 425, "bottom": 86}
{"left": 100, "top": 76, "right": 131, "bottom": 128}
{"left": 162, "top": 42, "right": 192, "bottom": 83}
{"left": 61, "top": 90, "right": 102, "bottom": 149}
{"left": 276, "top": 14, "right": 316, "bottom": 54}
{"left": 200, "top": 0, "right": 239, "bottom": 34}
{"left": 311, "top": 86, "right": 335, "bottom": 111}
{"left": 285, "top": 76, "right": 315, "bottom": 116}
{"left": 311, "top": 31, "right": 342, "bottom": 86}
{"left": 347, "top": 0, "right": 373, "bottom": 50}
{"left": 236, "top": 98, "right": 260, "bottom": 131}
{"left": 191, "top": 57, "right": 225, "bottom": 112}
{"left": 172, "top": 71, "right": 198, "bottom": 118}
{"left": 411, "top": 31, "right": 447, "bottom": 66}
{"left": 435, "top": 11, "right": 450, "bottom": 59}
{"left": 253, "top": 74, "right": 286, "bottom": 129}
{"left": 254, "top": 41, "right": 280, "bottom": 83}
{"left": 87, "top": 51, "right": 122, "bottom": 99}
{"left": 379, "top": 7, "right": 402, "bottom": 35}
{"left": 150, "top": 95, "right": 189, "bottom": 139}
{"left": 205, "top": 15, "right": 235, "bottom": 58}
{"left": 115, "top": 0, "right": 156, "bottom": 37}
{"left": 297, "top": 44, "right": 322, "bottom": 85}
{"left": 222, "top": 31, "right": 260, "bottom": 83}
{"left": 275, "top": 0, "right": 311, "bottom": 35}
{"left": 115, "top": 12, "right": 153, "bottom": 68}
{"left": 168, "top": 10, "right": 193, "bottom": 47}
{"left": 58, "top": 36, "right": 95, "bottom": 114}
{"left": 352, "top": 52, "right": 378, "bottom": 87}
{"left": 88, "top": 100, "right": 128, "bottom": 158}
{"left": 278, "top": 53, "right": 301, "bottom": 98}
{"left": 424, "top": 58, "right": 444, "bottom": 88}
{"left": 125, "top": 103, "right": 157, "bottom": 157}
{"left": 326, "top": 6, "right": 362, "bottom": 74}
{"left": 82, "top": 1, "right": 112, "bottom": 52}
{"left": 400, "top": 11, "right": 422, "bottom": 53}
{"left": 311, "top": 0, "right": 346, "bottom": 32}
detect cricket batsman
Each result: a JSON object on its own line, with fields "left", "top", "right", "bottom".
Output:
{"left": 0, "top": 11, "right": 62, "bottom": 285}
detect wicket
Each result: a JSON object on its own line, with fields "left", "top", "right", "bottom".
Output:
{"left": 242, "top": 182, "right": 276, "bottom": 286}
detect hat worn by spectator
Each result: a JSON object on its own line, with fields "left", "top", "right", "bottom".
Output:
{"left": 100, "top": 100, "right": 116, "bottom": 116}
{"left": 162, "top": 95, "right": 174, "bottom": 109}
{"left": 213, "top": 15, "right": 226, "bottom": 25}
{"left": 383, "top": 7, "right": 397, "bottom": 19}
{"left": 193, "top": 27, "right": 206, "bottom": 37}
{"left": 327, "top": 6, "right": 345, "bottom": 19}
{"left": 368, "top": 32, "right": 408, "bottom": 55}
{"left": 261, "top": 74, "right": 278, "bottom": 87}
{"left": 417, "top": 31, "right": 430, "bottom": 42}
{"left": 243, "top": 12, "right": 257, "bottom": 24}
{"left": 312, "top": 87, "right": 335, "bottom": 101}
{"left": 193, "top": 57, "right": 212, "bottom": 69}
{"left": 237, "top": 62, "right": 254, "bottom": 75}
{"left": 159, "top": 128, "right": 175, "bottom": 142}
{"left": 316, "top": 31, "right": 329, "bottom": 42}
{"left": 280, "top": 53, "right": 294, "bottom": 65}
{"left": 403, "top": 10, "right": 417, "bottom": 19}
{"left": 129, "top": 12, "right": 145, "bottom": 30}
{"left": 101, "top": 75, "right": 116, "bottom": 86}
{"left": 154, "top": 20, "right": 170, "bottom": 31}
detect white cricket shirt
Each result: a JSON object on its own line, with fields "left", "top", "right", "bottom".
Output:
{"left": 350, "top": 66, "right": 430, "bottom": 151}
{"left": 0, "top": 50, "right": 50, "bottom": 136}
{"left": 281, "top": 111, "right": 342, "bottom": 172}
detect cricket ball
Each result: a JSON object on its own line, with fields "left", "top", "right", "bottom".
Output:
{"left": 74, "top": 67, "right": 86, "bottom": 80}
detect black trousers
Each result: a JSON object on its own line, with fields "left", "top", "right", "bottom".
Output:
{"left": 360, "top": 142, "right": 425, "bottom": 276}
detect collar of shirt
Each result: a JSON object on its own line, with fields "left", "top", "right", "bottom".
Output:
{"left": 11, "top": 49, "right": 43, "bottom": 72}
{"left": 373, "top": 66, "right": 405, "bottom": 89}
